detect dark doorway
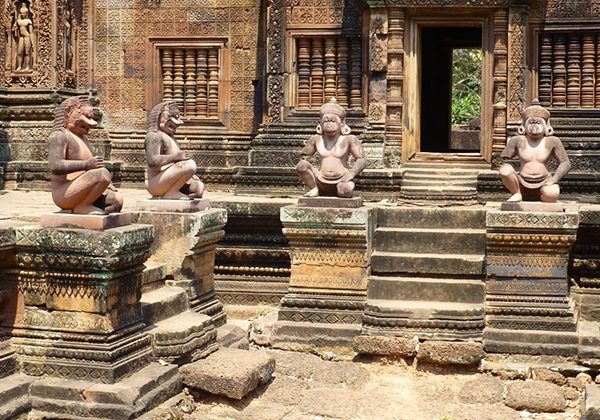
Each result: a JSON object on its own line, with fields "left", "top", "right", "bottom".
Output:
{"left": 420, "top": 26, "right": 482, "bottom": 153}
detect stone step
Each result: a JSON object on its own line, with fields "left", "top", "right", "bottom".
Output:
{"left": 141, "top": 286, "right": 190, "bottom": 325}
{"left": 484, "top": 328, "right": 578, "bottom": 356}
{"left": 29, "top": 363, "right": 181, "bottom": 419}
{"left": 0, "top": 374, "right": 34, "bottom": 420}
{"left": 367, "top": 275, "right": 484, "bottom": 303}
{"left": 376, "top": 206, "right": 486, "bottom": 229}
{"left": 400, "top": 185, "right": 477, "bottom": 195}
{"left": 374, "top": 227, "right": 486, "bottom": 254}
{"left": 372, "top": 251, "right": 485, "bottom": 276}
{"left": 365, "top": 299, "right": 485, "bottom": 319}
{"left": 141, "top": 261, "right": 167, "bottom": 293}
{"left": 402, "top": 168, "right": 481, "bottom": 178}
{"left": 145, "top": 311, "right": 218, "bottom": 365}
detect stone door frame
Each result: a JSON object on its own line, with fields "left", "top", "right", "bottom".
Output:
{"left": 402, "top": 9, "right": 496, "bottom": 163}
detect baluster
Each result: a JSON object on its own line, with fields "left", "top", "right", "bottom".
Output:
{"left": 208, "top": 48, "right": 219, "bottom": 117}
{"left": 336, "top": 38, "right": 349, "bottom": 108}
{"left": 552, "top": 35, "right": 566, "bottom": 107}
{"left": 173, "top": 48, "right": 185, "bottom": 110}
{"left": 595, "top": 34, "right": 600, "bottom": 107}
{"left": 581, "top": 34, "right": 595, "bottom": 108}
{"left": 324, "top": 38, "right": 337, "bottom": 102}
{"left": 349, "top": 37, "right": 362, "bottom": 109}
{"left": 184, "top": 48, "right": 196, "bottom": 117}
{"left": 566, "top": 35, "right": 581, "bottom": 107}
{"left": 538, "top": 33, "right": 552, "bottom": 107}
{"left": 310, "top": 38, "right": 324, "bottom": 108}
{"left": 297, "top": 38, "right": 311, "bottom": 108}
{"left": 196, "top": 49, "right": 208, "bottom": 117}
{"left": 161, "top": 48, "right": 174, "bottom": 100}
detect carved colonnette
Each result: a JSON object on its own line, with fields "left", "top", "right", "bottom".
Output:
{"left": 8, "top": 224, "right": 155, "bottom": 383}
{"left": 271, "top": 205, "right": 374, "bottom": 349}
{"left": 213, "top": 200, "right": 292, "bottom": 305}
{"left": 484, "top": 209, "right": 580, "bottom": 356}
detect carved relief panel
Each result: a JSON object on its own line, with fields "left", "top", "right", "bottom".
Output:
{"left": 1, "top": 0, "right": 87, "bottom": 89}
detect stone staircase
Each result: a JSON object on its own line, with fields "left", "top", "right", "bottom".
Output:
{"left": 361, "top": 205, "right": 487, "bottom": 341}
{"left": 140, "top": 263, "right": 218, "bottom": 365}
{"left": 399, "top": 154, "right": 489, "bottom": 203}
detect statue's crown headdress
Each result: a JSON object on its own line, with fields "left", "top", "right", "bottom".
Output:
{"left": 521, "top": 99, "right": 550, "bottom": 122}
{"left": 319, "top": 98, "right": 346, "bottom": 120}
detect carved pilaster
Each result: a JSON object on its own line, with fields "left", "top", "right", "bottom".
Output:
{"left": 310, "top": 38, "right": 324, "bottom": 108}
{"left": 336, "top": 38, "right": 349, "bottom": 109}
{"left": 385, "top": 7, "right": 404, "bottom": 167}
{"left": 266, "top": 0, "right": 285, "bottom": 123}
{"left": 492, "top": 8, "right": 508, "bottom": 155}
{"left": 196, "top": 49, "right": 207, "bottom": 116}
{"left": 184, "top": 48, "right": 196, "bottom": 116}
{"left": 507, "top": 3, "right": 527, "bottom": 124}
{"left": 350, "top": 37, "right": 363, "bottom": 109}
{"left": 161, "top": 49, "right": 174, "bottom": 100}
{"left": 173, "top": 48, "right": 185, "bottom": 110}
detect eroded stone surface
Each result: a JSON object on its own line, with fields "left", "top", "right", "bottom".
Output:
{"left": 417, "top": 341, "right": 484, "bottom": 366}
{"left": 505, "top": 380, "right": 566, "bottom": 413}
{"left": 459, "top": 375, "right": 505, "bottom": 404}
{"left": 353, "top": 335, "right": 417, "bottom": 357}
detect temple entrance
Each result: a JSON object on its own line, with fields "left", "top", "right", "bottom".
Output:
{"left": 402, "top": 12, "right": 494, "bottom": 163}
{"left": 420, "top": 27, "right": 482, "bottom": 153}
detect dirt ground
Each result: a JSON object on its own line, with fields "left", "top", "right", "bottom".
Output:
{"left": 154, "top": 347, "right": 583, "bottom": 420}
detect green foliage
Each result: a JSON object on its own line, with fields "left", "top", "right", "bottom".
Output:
{"left": 451, "top": 48, "right": 482, "bottom": 125}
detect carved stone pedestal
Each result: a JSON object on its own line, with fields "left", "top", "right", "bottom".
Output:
{"left": 133, "top": 209, "right": 227, "bottom": 326}
{"left": 272, "top": 204, "right": 374, "bottom": 351}
{"left": 9, "top": 224, "right": 156, "bottom": 383}
{"left": 484, "top": 207, "right": 579, "bottom": 356}
{"left": 0, "top": 221, "right": 32, "bottom": 419}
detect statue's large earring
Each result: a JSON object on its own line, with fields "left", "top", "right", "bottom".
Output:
{"left": 517, "top": 125, "right": 525, "bottom": 135}
{"left": 316, "top": 125, "right": 322, "bottom": 134}
{"left": 546, "top": 125, "right": 554, "bottom": 136}
{"left": 341, "top": 125, "right": 351, "bottom": 135}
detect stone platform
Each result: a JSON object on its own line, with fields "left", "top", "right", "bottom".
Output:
{"left": 297, "top": 196, "right": 363, "bottom": 208}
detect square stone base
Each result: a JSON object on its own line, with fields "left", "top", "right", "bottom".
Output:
{"left": 40, "top": 212, "right": 132, "bottom": 230}
{"left": 136, "top": 198, "right": 211, "bottom": 213}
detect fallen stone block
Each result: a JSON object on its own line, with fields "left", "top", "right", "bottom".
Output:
{"left": 417, "top": 341, "right": 484, "bottom": 366}
{"left": 180, "top": 348, "right": 275, "bottom": 400}
{"left": 505, "top": 380, "right": 566, "bottom": 413}
{"left": 353, "top": 335, "right": 417, "bottom": 357}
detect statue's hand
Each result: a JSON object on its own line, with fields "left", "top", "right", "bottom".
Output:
{"left": 86, "top": 156, "right": 104, "bottom": 169}
{"left": 175, "top": 151, "right": 191, "bottom": 161}
{"left": 544, "top": 176, "right": 557, "bottom": 186}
